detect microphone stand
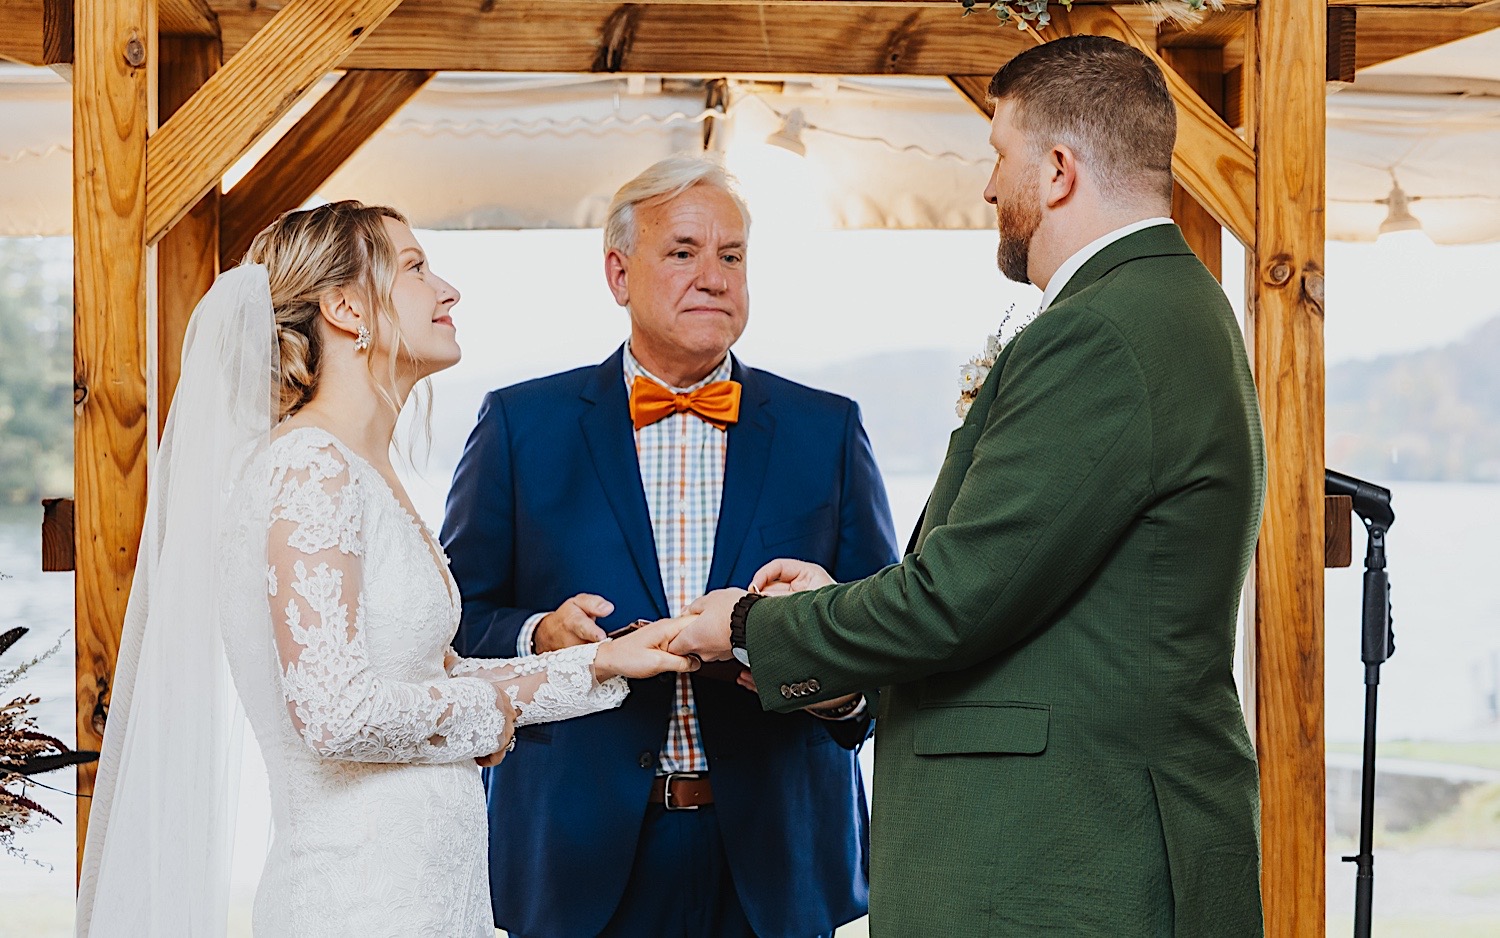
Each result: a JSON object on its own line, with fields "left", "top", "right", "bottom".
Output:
{"left": 1326, "top": 469, "right": 1396, "bottom": 938}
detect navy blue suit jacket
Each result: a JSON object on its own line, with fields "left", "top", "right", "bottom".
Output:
{"left": 441, "top": 348, "right": 898, "bottom": 938}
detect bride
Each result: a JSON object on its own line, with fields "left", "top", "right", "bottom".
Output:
{"left": 75, "top": 201, "right": 699, "bottom": 937}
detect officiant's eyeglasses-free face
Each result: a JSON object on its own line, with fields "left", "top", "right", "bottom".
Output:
{"left": 608, "top": 183, "right": 750, "bottom": 371}
{"left": 380, "top": 217, "right": 463, "bottom": 378}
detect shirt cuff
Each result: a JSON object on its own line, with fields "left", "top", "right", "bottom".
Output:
{"left": 517, "top": 612, "right": 547, "bottom": 657}
{"left": 808, "top": 695, "right": 867, "bottom": 722}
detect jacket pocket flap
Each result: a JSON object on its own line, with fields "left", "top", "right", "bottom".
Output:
{"left": 913, "top": 702, "right": 1049, "bottom": 756}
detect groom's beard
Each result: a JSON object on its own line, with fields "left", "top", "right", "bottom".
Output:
{"left": 995, "top": 182, "right": 1042, "bottom": 285}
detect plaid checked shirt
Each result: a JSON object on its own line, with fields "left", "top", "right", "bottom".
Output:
{"left": 623, "top": 345, "right": 729, "bottom": 773}
{"left": 517, "top": 345, "right": 728, "bottom": 773}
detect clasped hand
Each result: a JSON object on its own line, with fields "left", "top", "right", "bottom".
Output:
{"left": 664, "top": 558, "right": 835, "bottom": 662}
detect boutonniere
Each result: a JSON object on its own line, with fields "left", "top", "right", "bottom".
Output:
{"left": 956, "top": 303, "right": 1035, "bottom": 419}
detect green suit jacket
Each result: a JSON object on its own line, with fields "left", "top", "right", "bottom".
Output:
{"left": 746, "top": 225, "right": 1266, "bottom": 937}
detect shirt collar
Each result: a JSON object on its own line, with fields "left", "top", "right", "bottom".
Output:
{"left": 622, "top": 341, "right": 733, "bottom": 394}
{"left": 1038, "top": 217, "right": 1174, "bottom": 312}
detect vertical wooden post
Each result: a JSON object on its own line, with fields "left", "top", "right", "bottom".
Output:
{"left": 73, "top": 0, "right": 157, "bottom": 870}
{"left": 157, "top": 35, "right": 222, "bottom": 434}
{"left": 1251, "top": 0, "right": 1327, "bottom": 931}
{"left": 1164, "top": 46, "right": 1226, "bottom": 280}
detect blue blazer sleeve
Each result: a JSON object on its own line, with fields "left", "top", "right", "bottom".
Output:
{"left": 440, "top": 391, "right": 539, "bottom": 658}
{"left": 818, "top": 400, "right": 898, "bottom": 750}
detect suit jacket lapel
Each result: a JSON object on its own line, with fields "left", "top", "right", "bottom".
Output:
{"left": 707, "top": 359, "right": 774, "bottom": 590}
{"left": 1050, "top": 223, "right": 1195, "bottom": 310}
{"left": 579, "top": 347, "right": 670, "bottom": 618}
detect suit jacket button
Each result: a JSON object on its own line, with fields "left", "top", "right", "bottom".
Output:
{"left": 780, "top": 684, "right": 793, "bottom": 699}
{"left": 638, "top": 751, "right": 654, "bottom": 769}
{"left": 807, "top": 679, "right": 821, "bottom": 694}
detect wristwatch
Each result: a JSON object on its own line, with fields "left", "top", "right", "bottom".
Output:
{"left": 729, "top": 592, "right": 764, "bottom": 666}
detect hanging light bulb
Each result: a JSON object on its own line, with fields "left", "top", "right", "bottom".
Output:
{"left": 765, "top": 108, "right": 808, "bottom": 157}
{"left": 1377, "top": 179, "right": 1424, "bottom": 239}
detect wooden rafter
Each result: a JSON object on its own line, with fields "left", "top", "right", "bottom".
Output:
{"left": 1356, "top": 9, "right": 1500, "bottom": 69}
{"left": 73, "top": 0, "right": 155, "bottom": 868}
{"left": 144, "top": 0, "right": 403, "bottom": 246}
{"left": 1038, "top": 8, "right": 1256, "bottom": 247}
{"left": 215, "top": 0, "right": 1035, "bottom": 73}
{"left": 1165, "top": 46, "right": 1227, "bottom": 279}
{"left": 157, "top": 35, "right": 223, "bottom": 432}
{"left": 218, "top": 69, "right": 435, "bottom": 267}
{"left": 161, "top": 0, "right": 219, "bottom": 36}
{"left": 1252, "top": 0, "right": 1329, "bottom": 928}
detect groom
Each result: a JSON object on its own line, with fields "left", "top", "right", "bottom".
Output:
{"left": 442, "top": 155, "right": 897, "bottom": 937}
{"left": 672, "top": 36, "right": 1267, "bottom": 936}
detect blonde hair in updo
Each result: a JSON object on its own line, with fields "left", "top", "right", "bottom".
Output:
{"left": 244, "top": 200, "right": 418, "bottom": 424}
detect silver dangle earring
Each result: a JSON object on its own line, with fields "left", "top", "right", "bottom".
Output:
{"left": 354, "top": 324, "right": 372, "bottom": 352}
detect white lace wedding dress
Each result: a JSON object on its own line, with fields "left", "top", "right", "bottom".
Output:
{"left": 219, "top": 427, "right": 628, "bottom": 937}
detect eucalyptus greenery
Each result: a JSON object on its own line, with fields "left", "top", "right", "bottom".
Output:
{"left": 959, "top": 0, "right": 1215, "bottom": 30}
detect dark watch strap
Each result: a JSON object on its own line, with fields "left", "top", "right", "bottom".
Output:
{"left": 730, "top": 592, "right": 764, "bottom": 654}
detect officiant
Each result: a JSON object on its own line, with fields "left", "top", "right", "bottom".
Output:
{"left": 441, "top": 155, "right": 897, "bottom": 938}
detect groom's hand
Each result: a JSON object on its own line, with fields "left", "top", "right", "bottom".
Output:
{"left": 750, "top": 559, "right": 835, "bottom": 595}
{"left": 667, "top": 588, "right": 745, "bottom": 662}
{"left": 534, "top": 593, "right": 613, "bottom": 653}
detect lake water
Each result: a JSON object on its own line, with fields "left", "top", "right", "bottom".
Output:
{"left": 3, "top": 479, "right": 1498, "bottom": 933}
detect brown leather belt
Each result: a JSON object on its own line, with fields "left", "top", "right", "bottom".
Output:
{"left": 648, "top": 773, "right": 713, "bottom": 811}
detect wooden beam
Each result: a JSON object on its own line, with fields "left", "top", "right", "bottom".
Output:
{"left": 145, "top": 0, "right": 403, "bottom": 246}
{"left": 1039, "top": 8, "right": 1257, "bottom": 248}
{"left": 1354, "top": 9, "right": 1500, "bottom": 69}
{"left": 215, "top": 1, "right": 1034, "bottom": 74}
{"left": 1325, "top": 495, "right": 1353, "bottom": 568}
{"left": 1165, "top": 47, "right": 1226, "bottom": 280}
{"left": 73, "top": 0, "right": 155, "bottom": 870}
{"left": 158, "top": 36, "right": 222, "bottom": 434}
{"left": 1251, "top": 0, "right": 1328, "bottom": 929}
{"left": 1328, "top": 8, "right": 1358, "bottom": 83}
{"left": 218, "top": 68, "right": 434, "bottom": 267}
{"left": 41, "top": 498, "right": 75, "bottom": 573}
{"left": 161, "top": 0, "right": 219, "bottom": 37}
{"left": 946, "top": 74, "right": 993, "bottom": 118}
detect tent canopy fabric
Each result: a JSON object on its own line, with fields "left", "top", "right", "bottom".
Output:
{"left": 3, "top": 27, "right": 1497, "bottom": 242}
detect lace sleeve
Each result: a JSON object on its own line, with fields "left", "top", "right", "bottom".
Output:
{"left": 265, "top": 441, "right": 509, "bottom": 764}
{"left": 447, "top": 645, "right": 629, "bottom": 727}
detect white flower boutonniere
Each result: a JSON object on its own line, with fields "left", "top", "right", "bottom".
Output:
{"left": 955, "top": 303, "right": 1036, "bottom": 420}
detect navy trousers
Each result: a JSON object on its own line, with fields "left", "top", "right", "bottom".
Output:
{"left": 529, "top": 804, "right": 833, "bottom": 938}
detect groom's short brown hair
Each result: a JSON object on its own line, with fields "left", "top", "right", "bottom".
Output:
{"left": 988, "top": 35, "right": 1176, "bottom": 203}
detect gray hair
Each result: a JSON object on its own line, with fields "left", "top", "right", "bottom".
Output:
{"left": 603, "top": 155, "right": 752, "bottom": 256}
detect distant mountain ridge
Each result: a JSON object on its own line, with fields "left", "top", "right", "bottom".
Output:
{"left": 1328, "top": 313, "right": 1500, "bottom": 483}
{"left": 429, "top": 316, "right": 1500, "bottom": 488}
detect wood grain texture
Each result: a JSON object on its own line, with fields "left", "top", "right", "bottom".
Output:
{"left": 161, "top": 0, "right": 219, "bottom": 36}
{"left": 1324, "top": 495, "right": 1353, "bottom": 568}
{"left": 73, "top": 0, "right": 155, "bottom": 871}
{"left": 0, "top": 0, "right": 47, "bottom": 65}
{"left": 158, "top": 36, "right": 222, "bottom": 434}
{"left": 1040, "top": 8, "right": 1257, "bottom": 248}
{"left": 1165, "top": 46, "right": 1226, "bottom": 280}
{"left": 1327, "top": 8, "right": 1357, "bottom": 83}
{"left": 215, "top": 1, "right": 1033, "bottom": 74}
{"left": 145, "top": 0, "right": 403, "bottom": 245}
{"left": 41, "top": 497, "right": 75, "bottom": 572}
{"left": 1354, "top": 9, "right": 1500, "bottom": 69}
{"left": 218, "top": 68, "right": 434, "bottom": 267}
{"left": 1250, "top": 0, "right": 1328, "bottom": 929}
{"left": 946, "top": 73, "right": 993, "bottom": 117}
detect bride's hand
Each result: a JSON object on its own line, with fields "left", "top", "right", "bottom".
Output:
{"left": 592, "top": 617, "right": 702, "bottom": 681}
{"left": 476, "top": 684, "right": 518, "bottom": 767}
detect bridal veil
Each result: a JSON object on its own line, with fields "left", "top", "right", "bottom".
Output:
{"left": 75, "top": 264, "right": 276, "bottom": 937}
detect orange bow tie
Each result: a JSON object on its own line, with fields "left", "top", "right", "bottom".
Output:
{"left": 629, "top": 376, "right": 742, "bottom": 431}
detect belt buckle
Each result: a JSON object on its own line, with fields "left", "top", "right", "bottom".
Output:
{"left": 663, "top": 772, "right": 702, "bottom": 811}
